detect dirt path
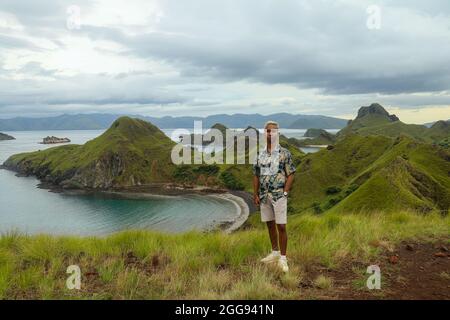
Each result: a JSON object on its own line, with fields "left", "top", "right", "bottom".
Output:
{"left": 300, "top": 238, "right": 450, "bottom": 299}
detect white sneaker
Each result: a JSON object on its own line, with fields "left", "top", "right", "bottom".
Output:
{"left": 278, "top": 258, "right": 289, "bottom": 272}
{"left": 260, "top": 251, "right": 280, "bottom": 263}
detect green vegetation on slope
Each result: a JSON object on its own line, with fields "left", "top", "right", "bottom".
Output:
{"left": 304, "top": 128, "right": 327, "bottom": 138}
{"left": 290, "top": 134, "right": 450, "bottom": 214}
{"left": 337, "top": 103, "right": 449, "bottom": 145}
{"left": 0, "top": 210, "right": 447, "bottom": 299}
{"left": 300, "top": 129, "right": 336, "bottom": 146}
{"left": 2, "top": 117, "right": 304, "bottom": 192}
{"left": 3, "top": 117, "right": 177, "bottom": 188}
{"left": 426, "top": 120, "right": 450, "bottom": 147}
{"left": 3, "top": 111, "right": 449, "bottom": 214}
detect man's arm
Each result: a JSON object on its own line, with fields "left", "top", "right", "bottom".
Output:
{"left": 252, "top": 154, "right": 261, "bottom": 206}
{"left": 283, "top": 149, "right": 296, "bottom": 195}
{"left": 284, "top": 173, "right": 295, "bottom": 194}
{"left": 253, "top": 175, "right": 260, "bottom": 205}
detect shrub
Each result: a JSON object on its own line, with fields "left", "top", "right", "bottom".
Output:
{"left": 173, "top": 165, "right": 194, "bottom": 182}
{"left": 192, "top": 164, "right": 220, "bottom": 176}
{"left": 344, "top": 184, "right": 359, "bottom": 196}
{"left": 314, "top": 275, "right": 333, "bottom": 289}
{"left": 312, "top": 202, "right": 323, "bottom": 214}
{"left": 324, "top": 197, "right": 342, "bottom": 210}
{"left": 325, "top": 186, "right": 341, "bottom": 195}
{"left": 219, "top": 170, "right": 245, "bottom": 190}
{"left": 174, "top": 164, "right": 220, "bottom": 183}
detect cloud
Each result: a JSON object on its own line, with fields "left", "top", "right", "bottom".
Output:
{"left": 0, "top": 34, "right": 36, "bottom": 50}
{"left": 0, "top": 72, "right": 189, "bottom": 107}
{"left": 0, "top": 0, "right": 449, "bottom": 121}
{"left": 83, "top": 0, "right": 450, "bottom": 95}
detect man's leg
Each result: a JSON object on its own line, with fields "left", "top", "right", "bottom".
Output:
{"left": 266, "top": 221, "right": 279, "bottom": 251}
{"left": 260, "top": 198, "right": 281, "bottom": 263}
{"left": 276, "top": 224, "right": 287, "bottom": 256}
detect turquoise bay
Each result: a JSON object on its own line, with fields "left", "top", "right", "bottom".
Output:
{"left": 0, "top": 128, "right": 328, "bottom": 236}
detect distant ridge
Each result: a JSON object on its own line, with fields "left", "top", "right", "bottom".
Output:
{"left": 0, "top": 112, "right": 348, "bottom": 131}
{"left": 424, "top": 119, "right": 450, "bottom": 128}
{"left": 337, "top": 103, "right": 450, "bottom": 145}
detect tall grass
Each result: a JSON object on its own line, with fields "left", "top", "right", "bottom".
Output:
{"left": 0, "top": 210, "right": 448, "bottom": 299}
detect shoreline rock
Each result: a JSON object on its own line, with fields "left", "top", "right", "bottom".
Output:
{"left": 0, "top": 132, "right": 15, "bottom": 141}
{"left": 40, "top": 136, "right": 71, "bottom": 144}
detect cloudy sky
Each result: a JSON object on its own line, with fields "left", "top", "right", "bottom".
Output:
{"left": 0, "top": 0, "right": 449, "bottom": 123}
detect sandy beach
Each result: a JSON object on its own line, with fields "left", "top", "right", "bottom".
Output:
{"left": 209, "top": 193, "right": 250, "bottom": 233}
{"left": 61, "top": 186, "right": 252, "bottom": 234}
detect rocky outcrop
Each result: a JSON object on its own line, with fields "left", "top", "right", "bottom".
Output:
{"left": 304, "top": 128, "right": 328, "bottom": 138}
{"left": 296, "top": 128, "right": 336, "bottom": 146}
{"left": 182, "top": 123, "right": 230, "bottom": 146}
{"left": 0, "top": 132, "right": 15, "bottom": 140}
{"left": 41, "top": 136, "right": 71, "bottom": 144}
{"left": 356, "top": 103, "right": 399, "bottom": 122}
{"left": 337, "top": 103, "right": 410, "bottom": 139}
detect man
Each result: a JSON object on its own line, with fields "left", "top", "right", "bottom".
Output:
{"left": 252, "top": 121, "right": 296, "bottom": 272}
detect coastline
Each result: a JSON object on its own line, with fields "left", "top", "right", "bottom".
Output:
{"left": 209, "top": 193, "right": 250, "bottom": 234}
{"left": 1, "top": 162, "right": 254, "bottom": 234}
{"left": 56, "top": 184, "right": 253, "bottom": 234}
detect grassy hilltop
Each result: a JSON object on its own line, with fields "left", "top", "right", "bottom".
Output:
{"left": 337, "top": 103, "right": 449, "bottom": 145}
{"left": 3, "top": 117, "right": 177, "bottom": 188}
{"left": 0, "top": 211, "right": 448, "bottom": 299}
{"left": 291, "top": 134, "right": 450, "bottom": 214}
{"left": 294, "top": 103, "right": 450, "bottom": 214}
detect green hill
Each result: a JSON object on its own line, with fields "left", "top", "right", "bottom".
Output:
{"left": 337, "top": 103, "right": 448, "bottom": 144}
{"left": 304, "top": 128, "right": 328, "bottom": 138}
{"left": 186, "top": 123, "right": 229, "bottom": 146}
{"left": 288, "top": 104, "right": 449, "bottom": 214}
{"left": 2, "top": 117, "right": 304, "bottom": 192}
{"left": 3, "top": 117, "right": 178, "bottom": 188}
{"left": 290, "top": 133, "right": 450, "bottom": 214}
{"left": 426, "top": 120, "right": 450, "bottom": 147}
{"left": 210, "top": 123, "right": 228, "bottom": 135}
{"left": 297, "top": 129, "right": 336, "bottom": 146}
{"left": 3, "top": 114, "right": 448, "bottom": 215}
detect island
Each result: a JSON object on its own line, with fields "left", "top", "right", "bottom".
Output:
{"left": 40, "top": 136, "right": 71, "bottom": 144}
{"left": 0, "top": 132, "right": 15, "bottom": 141}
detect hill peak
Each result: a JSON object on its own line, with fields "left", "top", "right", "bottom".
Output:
{"left": 210, "top": 123, "right": 228, "bottom": 134}
{"left": 108, "top": 116, "right": 163, "bottom": 137}
{"left": 430, "top": 120, "right": 449, "bottom": 130}
{"left": 355, "top": 103, "right": 399, "bottom": 122}
{"left": 111, "top": 116, "right": 148, "bottom": 128}
{"left": 304, "top": 128, "right": 328, "bottom": 138}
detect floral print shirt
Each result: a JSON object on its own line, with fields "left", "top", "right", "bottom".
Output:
{"left": 252, "top": 144, "right": 296, "bottom": 203}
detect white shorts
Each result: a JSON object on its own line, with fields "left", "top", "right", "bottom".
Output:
{"left": 260, "top": 195, "right": 287, "bottom": 225}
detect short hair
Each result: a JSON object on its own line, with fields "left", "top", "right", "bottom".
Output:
{"left": 264, "top": 120, "right": 279, "bottom": 129}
